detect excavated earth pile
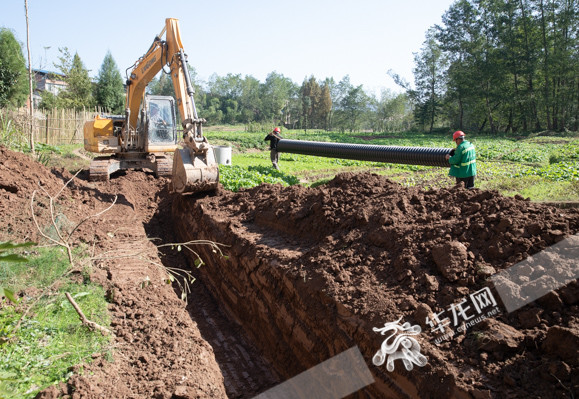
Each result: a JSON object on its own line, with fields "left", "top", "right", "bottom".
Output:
{"left": 173, "top": 172, "right": 579, "bottom": 398}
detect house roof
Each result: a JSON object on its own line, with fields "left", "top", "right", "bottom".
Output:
{"left": 33, "top": 68, "right": 66, "bottom": 78}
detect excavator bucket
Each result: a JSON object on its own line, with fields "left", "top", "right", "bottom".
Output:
{"left": 172, "top": 147, "right": 219, "bottom": 194}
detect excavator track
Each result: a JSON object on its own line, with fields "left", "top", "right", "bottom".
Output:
{"left": 88, "top": 154, "right": 174, "bottom": 181}
{"left": 89, "top": 157, "right": 119, "bottom": 181}
{"left": 154, "top": 155, "right": 173, "bottom": 177}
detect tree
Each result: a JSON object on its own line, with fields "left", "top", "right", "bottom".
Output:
{"left": 206, "top": 73, "right": 243, "bottom": 123}
{"left": 339, "top": 84, "right": 368, "bottom": 133}
{"left": 436, "top": 0, "right": 492, "bottom": 132}
{"left": 330, "top": 76, "right": 352, "bottom": 131}
{"left": 0, "top": 28, "right": 29, "bottom": 108}
{"left": 259, "top": 72, "right": 297, "bottom": 125}
{"left": 53, "top": 48, "right": 94, "bottom": 110}
{"left": 320, "top": 77, "right": 340, "bottom": 130}
{"left": 319, "top": 83, "right": 332, "bottom": 130}
{"left": 369, "top": 90, "right": 413, "bottom": 132}
{"left": 298, "top": 76, "right": 332, "bottom": 130}
{"left": 412, "top": 27, "right": 448, "bottom": 133}
{"left": 299, "top": 76, "right": 322, "bottom": 130}
{"left": 149, "top": 72, "right": 174, "bottom": 97}
{"left": 239, "top": 75, "right": 261, "bottom": 123}
{"left": 94, "top": 51, "right": 124, "bottom": 113}
{"left": 152, "top": 66, "right": 205, "bottom": 110}
{"left": 536, "top": 0, "right": 578, "bottom": 131}
{"left": 38, "top": 90, "right": 58, "bottom": 109}
{"left": 430, "top": 0, "right": 578, "bottom": 133}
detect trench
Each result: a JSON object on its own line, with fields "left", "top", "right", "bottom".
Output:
{"left": 144, "top": 187, "right": 281, "bottom": 398}
{"left": 149, "top": 175, "right": 578, "bottom": 399}
{"left": 169, "top": 193, "right": 447, "bottom": 399}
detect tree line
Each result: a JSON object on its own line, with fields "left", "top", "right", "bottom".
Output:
{"left": 0, "top": 28, "right": 125, "bottom": 115}
{"left": 1, "top": 0, "right": 576, "bottom": 134}
{"left": 150, "top": 70, "right": 413, "bottom": 132}
{"left": 404, "top": 0, "right": 577, "bottom": 133}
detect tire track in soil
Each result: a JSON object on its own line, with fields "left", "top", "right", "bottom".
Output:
{"left": 145, "top": 184, "right": 281, "bottom": 398}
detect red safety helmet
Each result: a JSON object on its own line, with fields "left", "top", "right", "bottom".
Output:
{"left": 453, "top": 131, "right": 465, "bottom": 140}
{"left": 273, "top": 127, "right": 280, "bottom": 133}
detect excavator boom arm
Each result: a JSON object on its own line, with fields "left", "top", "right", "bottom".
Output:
{"left": 126, "top": 18, "right": 199, "bottom": 132}
{"left": 124, "top": 18, "right": 217, "bottom": 194}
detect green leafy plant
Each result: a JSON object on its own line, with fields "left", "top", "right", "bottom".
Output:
{"left": 0, "top": 242, "right": 35, "bottom": 305}
{"left": 515, "top": 161, "right": 579, "bottom": 181}
{"left": 219, "top": 164, "right": 299, "bottom": 191}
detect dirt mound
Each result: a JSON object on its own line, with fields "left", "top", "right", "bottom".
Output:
{"left": 0, "top": 146, "right": 78, "bottom": 242}
{"left": 0, "top": 146, "right": 228, "bottom": 398}
{"left": 174, "top": 172, "right": 578, "bottom": 398}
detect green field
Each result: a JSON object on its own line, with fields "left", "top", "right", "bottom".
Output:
{"left": 206, "top": 128, "right": 579, "bottom": 202}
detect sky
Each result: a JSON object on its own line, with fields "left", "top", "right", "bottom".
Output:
{"left": 1, "top": 0, "right": 455, "bottom": 95}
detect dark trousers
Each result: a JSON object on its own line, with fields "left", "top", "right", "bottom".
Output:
{"left": 456, "top": 176, "right": 475, "bottom": 189}
{"left": 270, "top": 149, "right": 279, "bottom": 170}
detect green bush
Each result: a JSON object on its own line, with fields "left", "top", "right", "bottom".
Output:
{"left": 0, "top": 112, "right": 28, "bottom": 151}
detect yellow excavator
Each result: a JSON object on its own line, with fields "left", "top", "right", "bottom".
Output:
{"left": 83, "top": 18, "right": 218, "bottom": 193}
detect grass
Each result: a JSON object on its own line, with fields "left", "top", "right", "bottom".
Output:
{"left": 0, "top": 245, "right": 111, "bottom": 399}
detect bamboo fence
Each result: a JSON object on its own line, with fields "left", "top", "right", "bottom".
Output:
{"left": 1, "top": 107, "right": 104, "bottom": 146}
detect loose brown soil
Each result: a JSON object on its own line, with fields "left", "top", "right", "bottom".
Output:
{"left": 172, "top": 172, "right": 579, "bottom": 398}
{"left": 1, "top": 145, "right": 578, "bottom": 398}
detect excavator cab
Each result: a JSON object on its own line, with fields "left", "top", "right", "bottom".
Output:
{"left": 144, "top": 96, "right": 177, "bottom": 150}
{"left": 84, "top": 95, "right": 179, "bottom": 181}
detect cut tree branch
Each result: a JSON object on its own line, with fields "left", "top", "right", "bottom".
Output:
{"left": 65, "top": 292, "right": 111, "bottom": 336}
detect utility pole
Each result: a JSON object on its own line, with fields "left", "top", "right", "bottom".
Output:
{"left": 25, "top": 0, "right": 35, "bottom": 154}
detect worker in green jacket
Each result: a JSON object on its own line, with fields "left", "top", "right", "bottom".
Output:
{"left": 445, "top": 130, "right": 477, "bottom": 189}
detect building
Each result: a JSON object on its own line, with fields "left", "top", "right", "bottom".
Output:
{"left": 31, "top": 69, "right": 67, "bottom": 107}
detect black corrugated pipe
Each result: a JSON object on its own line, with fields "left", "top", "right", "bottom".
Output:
{"left": 276, "top": 139, "right": 452, "bottom": 167}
